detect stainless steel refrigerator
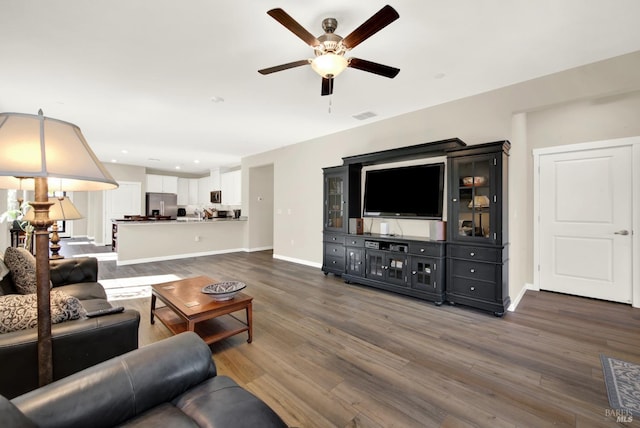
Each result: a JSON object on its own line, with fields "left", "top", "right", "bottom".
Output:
{"left": 145, "top": 192, "right": 178, "bottom": 219}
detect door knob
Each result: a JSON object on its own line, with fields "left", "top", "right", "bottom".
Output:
{"left": 615, "top": 230, "right": 630, "bottom": 235}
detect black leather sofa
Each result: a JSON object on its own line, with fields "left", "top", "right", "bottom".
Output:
{"left": 0, "top": 257, "right": 140, "bottom": 399}
{"left": 1, "top": 332, "right": 287, "bottom": 428}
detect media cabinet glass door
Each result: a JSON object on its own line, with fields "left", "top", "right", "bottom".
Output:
{"left": 324, "top": 168, "right": 346, "bottom": 232}
{"left": 450, "top": 154, "right": 496, "bottom": 243}
{"left": 365, "top": 250, "right": 408, "bottom": 287}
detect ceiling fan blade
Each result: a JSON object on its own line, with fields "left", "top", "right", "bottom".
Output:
{"left": 267, "top": 8, "right": 321, "bottom": 47}
{"left": 321, "top": 77, "right": 333, "bottom": 96}
{"left": 341, "top": 5, "right": 399, "bottom": 50}
{"left": 258, "top": 60, "right": 310, "bottom": 75}
{"left": 348, "top": 57, "right": 400, "bottom": 78}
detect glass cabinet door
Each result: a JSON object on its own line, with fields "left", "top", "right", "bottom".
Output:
{"left": 325, "top": 172, "right": 345, "bottom": 231}
{"left": 451, "top": 155, "right": 494, "bottom": 242}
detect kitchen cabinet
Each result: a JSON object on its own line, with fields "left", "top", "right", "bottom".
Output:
{"left": 221, "top": 170, "right": 241, "bottom": 206}
{"left": 177, "top": 178, "right": 199, "bottom": 205}
{"left": 146, "top": 174, "right": 178, "bottom": 194}
{"left": 198, "top": 175, "right": 212, "bottom": 204}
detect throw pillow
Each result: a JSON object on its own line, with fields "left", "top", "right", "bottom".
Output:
{"left": 0, "top": 290, "right": 86, "bottom": 334}
{"left": 3, "top": 247, "right": 37, "bottom": 294}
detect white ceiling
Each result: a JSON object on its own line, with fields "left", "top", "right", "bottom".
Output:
{"left": 2, "top": 1, "right": 640, "bottom": 175}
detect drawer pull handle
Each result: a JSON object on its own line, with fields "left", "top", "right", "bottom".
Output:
{"left": 412, "top": 270, "right": 417, "bottom": 275}
{"left": 470, "top": 252, "right": 475, "bottom": 257}
{"left": 470, "top": 286, "right": 475, "bottom": 291}
{"left": 470, "top": 269, "right": 475, "bottom": 273}
{"left": 420, "top": 248, "right": 425, "bottom": 252}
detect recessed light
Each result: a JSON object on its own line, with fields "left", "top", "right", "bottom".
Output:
{"left": 194, "top": 160, "right": 200, "bottom": 164}
{"left": 111, "top": 159, "right": 117, "bottom": 163}
{"left": 175, "top": 166, "right": 181, "bottom": 170}
{"left": 121, "top": 149, "right": 128, "bottom": 154}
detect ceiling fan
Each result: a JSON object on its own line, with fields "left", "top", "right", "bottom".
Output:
{"left": 258, "top": 5, "right": 400, "bottom": 96}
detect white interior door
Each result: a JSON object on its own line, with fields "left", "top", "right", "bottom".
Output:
{"left": 104, "top": 182, "right": 141, "bottom": 245}
{"left": 538, "top": 146, "right": 632, "bottom": 303}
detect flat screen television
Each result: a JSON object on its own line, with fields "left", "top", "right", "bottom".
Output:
{"left": 363, "top": 163, "right": 444, "bottom": 219}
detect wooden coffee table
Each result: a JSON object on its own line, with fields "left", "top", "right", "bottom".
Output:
{"left": 150, "top": 275, "right": 252, "bottom": 344}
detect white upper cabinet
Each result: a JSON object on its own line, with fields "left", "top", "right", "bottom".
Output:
{"left": 198, "top": 175, "right": 212, "bottom": 204}
{"left": 146, "top": 174, "right": 178, "bottom": 193}
{"left": 178, "top": 178, "right": 199, "bottom": 205}
{"left": 221, "top": 170, "right": 241, "bottom": 206}
{"left": 188, "top": 179, "right": 199, "bottom": 205}
{"left": 177, "top": 178, "right": 189, "bottom": 205}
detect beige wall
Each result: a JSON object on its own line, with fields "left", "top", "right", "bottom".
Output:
{"left": 242, "top": 50, "right": 640, "bottom": 305}
{"left": 247, "top": 164, "right": 274, "bottom": 250}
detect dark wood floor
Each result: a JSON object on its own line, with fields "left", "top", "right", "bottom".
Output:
{"left": 61, "top": 239, "right": 640, "bottom": 427}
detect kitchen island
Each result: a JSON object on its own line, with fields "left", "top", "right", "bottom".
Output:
{"left": 112, "top": 218, "right": 247, "bottom": 265}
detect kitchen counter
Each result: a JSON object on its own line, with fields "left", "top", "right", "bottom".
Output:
{"left": 112, "top": 218, "right": 247, "bottom": 265}
{"left": 113, "top": 217, "right": 246, "bottom": 224}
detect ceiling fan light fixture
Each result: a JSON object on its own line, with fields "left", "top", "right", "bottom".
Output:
{"left": 311, "top": 53, "right": 348, "bottom": 78}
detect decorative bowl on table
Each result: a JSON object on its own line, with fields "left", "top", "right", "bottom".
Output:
{"left": 462, "top": 176, "right": 487, "bottom": 187}
{"left": 201, "top": 281, "right": 246, "bottom": 301}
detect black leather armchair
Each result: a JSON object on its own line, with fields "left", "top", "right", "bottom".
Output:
{"left": 0, "top": 257, "right": 140, "bottom": 399}
{"left": 2, "top": 332, "right": 287, "bottom": 428}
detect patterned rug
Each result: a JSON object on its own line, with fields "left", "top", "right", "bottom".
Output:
{"left": 601, "top": 354, "right": 640, "bottom": 417}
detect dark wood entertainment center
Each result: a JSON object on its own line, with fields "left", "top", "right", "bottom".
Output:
{"left": 322, "top": 138, "right": 510, "bottom": 316}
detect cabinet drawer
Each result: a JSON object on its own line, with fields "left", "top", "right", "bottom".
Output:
{"left": 408, "top": 242, "right": 443, "bottom": 257}
{"left": 345, "top": 236, "right": 365, "bottom": 247}
{"left": 449, "top": 277, "right": 496, "bottom": 300}
{"left": 325, "top": 243, "right": 345, "bottom": 257}
{"left": 324, "top": 233, "right": 345, "bottom": 244}
{"left": 450, "top": 260, "right": 496, "bottom": 282}
{"left": 448, "top": 245, "right": 501, "bottom": 262}
{"left": 324, "top": 255, "right": 345, "bottom": 271}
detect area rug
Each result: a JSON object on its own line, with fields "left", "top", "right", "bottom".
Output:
{"left": 101, "top": 274, "right": 181, "bottom": 301}
{"left": 600, "top": 354, "right": 640, "bottom": 417}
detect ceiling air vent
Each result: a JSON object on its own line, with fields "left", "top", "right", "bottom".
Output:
{"left": 352, "top": 111, "right": 377, "bottom": 121}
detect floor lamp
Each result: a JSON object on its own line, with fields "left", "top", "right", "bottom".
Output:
{"left": 24, "top": 196, "right": 84, "bottom": 259}
{"left": 0, "top": 110, "right": 117, "bottom": 387}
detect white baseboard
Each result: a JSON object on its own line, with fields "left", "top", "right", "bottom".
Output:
{"left": 247, "top": 246, "right": 273, "bottom": 252}
{"left": 508, "top": 283, "right": 536, "bottom": 312}
{"left": 273, "top": 253, "right": 322, "bottom": 269}
{"left": 116, "top": 248, "right": 245, "bottom": 266}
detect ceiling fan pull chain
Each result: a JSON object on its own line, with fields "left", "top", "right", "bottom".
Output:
{"left": 328, "top": 95, "right": 333, "bottom": 114}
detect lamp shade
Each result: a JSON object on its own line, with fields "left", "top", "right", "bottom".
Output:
{"left": 0, "top": 111, "right": 118, "bottom": 191}
{"left": 468, "top": 195, "right": 491, "bottom": 209}
{"left": 311, "top": 53, "right": 349, "bottom": 78}
{"left": 24, "top": 197, "right": 83, "bottom": 222}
